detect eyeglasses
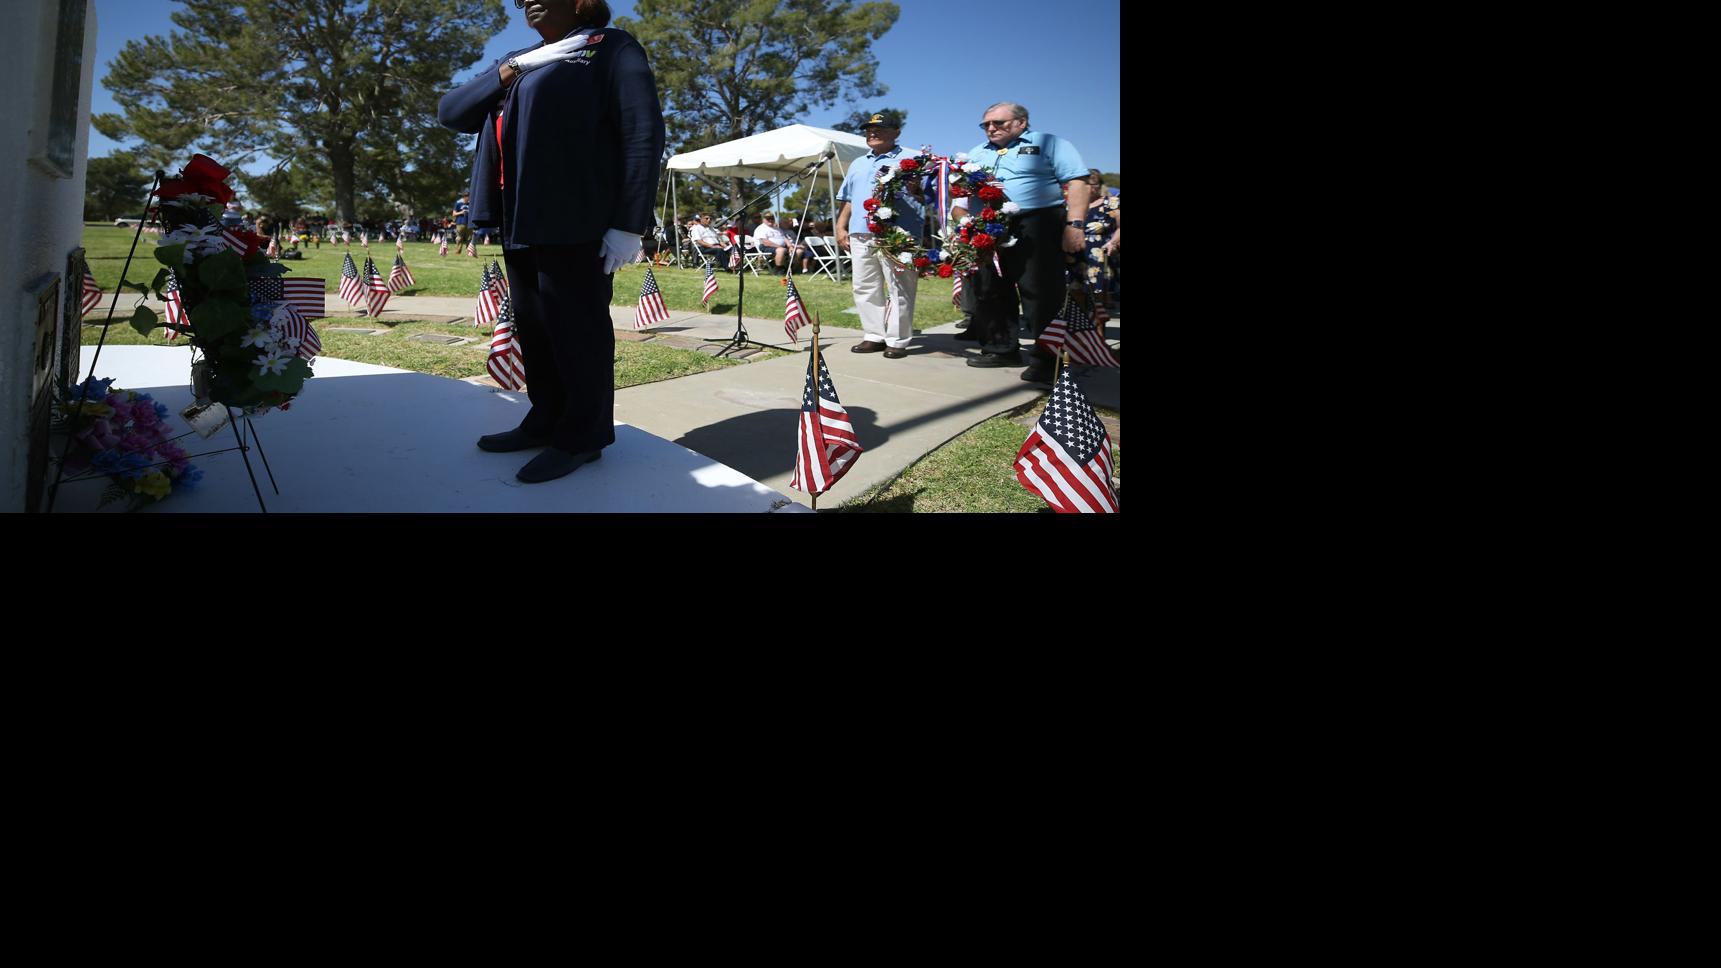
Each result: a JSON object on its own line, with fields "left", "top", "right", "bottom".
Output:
{"left": 979, "top": 119, "right": 1018, "bottom": 130}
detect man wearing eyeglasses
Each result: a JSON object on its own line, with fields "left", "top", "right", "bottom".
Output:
{"left": 963, "top": 102, "right": 1091, "bottom": 385}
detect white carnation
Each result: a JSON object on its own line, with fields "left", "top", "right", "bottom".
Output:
{"left": 954, "top": 153, "right": 969, "bottom": 163}
{"left": 875, "top": 206, "right": 893, "bottom": 220}
{"left": 896, "top": 252, "right": 913, "bottom": 264}
{"left": 962, "top": 162, "right": 982, "bottom": 173}
{"left": 1001, "top": 202, "right": 1021, "bottom": 215}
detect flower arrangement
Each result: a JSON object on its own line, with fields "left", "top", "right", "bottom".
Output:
{"left": 864, "top": 146, "right": 936, "bottom": 266}
{"left": 59, "top": 378, "right": 202, "bottom": 509}
{"left": 126, "top": 154, "right": 316, "bottom": 419}
{"left": 931, "top": 153, "right": 1022, "bottom": 280}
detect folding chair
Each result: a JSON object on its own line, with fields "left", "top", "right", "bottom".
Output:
{"left": 737, "top": 239, "right": 769, "bottom": 276}
{"left": 805, "top": 236, "right": 843, "bottom": 283}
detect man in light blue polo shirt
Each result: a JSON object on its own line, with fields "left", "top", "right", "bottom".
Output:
{"left": 835, "top": 111, "right": 925, "bottom": 359}
{"left": 961, "top": 102, "right": 1091, "bottom": 384}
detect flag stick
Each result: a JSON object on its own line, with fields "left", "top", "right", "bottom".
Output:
{"left": 811, "top": 312, "right": 821, "bottom": 511}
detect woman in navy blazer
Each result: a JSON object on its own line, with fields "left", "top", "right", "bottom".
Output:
{"left": 439, "top": 0, "right": 666, "bottom": 483}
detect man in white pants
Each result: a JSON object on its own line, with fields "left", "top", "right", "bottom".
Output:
{"left": 835, "top": 111, "right": 924, "bottom": 360}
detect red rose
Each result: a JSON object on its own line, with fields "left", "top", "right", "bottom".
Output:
{"left": 980, "top": 207, "right": 999, "bottom": 221}
{"left": 866, "top": 220, "right": 882, "bottom": 233}
{"left": 900, "top": 158, "right": 920, "bottom": 171}
{"left": 157, "top": 153, "right": 236, "bottom": 204}
{"left": 913, "top": 256, "right": 930, "bottom": 269}
{"left": 973, "top": 233, "right": 994, "bottom": 249}
{"left": 937, "top": 264, "right": 954, "bottom": 278}
{"left": 951, "top": 186, "right": 970, "bottom": 198}
{"left": 977, "top": 185, "right": 1005, "bottom": 203}
{"left": 863, "top": 198, "right": 880, "bottom": 212}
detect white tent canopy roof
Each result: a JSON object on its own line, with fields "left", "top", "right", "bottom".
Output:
{"left": 665, "top": 124, "right": 869, "bottom": 181}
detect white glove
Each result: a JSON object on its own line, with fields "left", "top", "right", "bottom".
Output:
{"left": 600, "top": 229, "right": 642, "bottom": 274}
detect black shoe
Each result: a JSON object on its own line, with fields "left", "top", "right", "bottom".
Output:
{"left": 477, "top": 428, "right": 552, "bottom": 453}
{"left": 953, "top": 327, "right": 981, "bottom": 342}
{"left": 1020, "top": 361, "right": 1056, "bottom": 384}
{"left": 851, "top": 340, "right": 886, "bottom": 353}
{"left": 516, "top": 447, "right": 602, "bottom": 483}
{"left": 967, "top": 352, "right": 1026, "bottom": 368}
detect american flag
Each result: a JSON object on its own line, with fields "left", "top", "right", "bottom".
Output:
{"left": 439, "top": 236, "right": 449, "bottom": 257}
{"left": 473, "top": 261, "right": 503, "bottom": 330}
{"left": 163, "top": 268, "right": 187, "bottom": 339}
{"left": 388, "top": 252, "right": 416, "bottom": 292}
{"left": 266, "top": 233, "right": 280, "bottom": 259}
{"left": 488, "top": 259, "right": 509, "bottom": 295}
{"left": 467, "top": 238, "right": 477, "bottom": 258}
{"left": 363, "top": 256, "right": 390, "bottom": 316}
{"left": 273, "top": 304, "right": 321, "bottom": 360}
{"left": 220, "top": 227, "right": 250, "bottom": 255}
{"left": 952, "top": 270, "right": 966, "bottom": 307}
{"left": 486, "top": 293, "right": 527, "bottom": 390}
{"left": 249, "top": 275, "right": 327, "bottom": 319}
{"left": 728, "top": 244, "right": 741, "bottom": 270}
{"left": 702, "top": 262, "right": 718, "bottom": 306}
{"left": 782, "top": 274, "right": 808, "bottom": 342}
{"left": 635, "top": 267, "right": 669, "bottom": 330}
{"left": 1036, "top": 297, "right": 1118, "bottom": 367}
{"left": 342, "top": 230, "right": 351, "bottom": 246}
{"left": 360, "top": 231, "right": 370, "bottom": 250}
{"left": 339, "top": 253, "right": 365, "bottom": 307}
{"left": 1014, "top": 366, "right": 1118, "bottom": 513}
{"left": 789, "top": 353, "right": 862, "bottom": 497}
{"left": 80, "top": 268, "right": 104, "bottom": 315}
{"left": 396, "top": 233, "right": 405, "bottom": 253}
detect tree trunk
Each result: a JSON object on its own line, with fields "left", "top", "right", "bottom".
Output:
{"left": 328, "top": 139, "right": 357, "bottom": 223}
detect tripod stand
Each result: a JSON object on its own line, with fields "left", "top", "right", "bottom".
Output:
{"left": 705, "top": 151, "right": 837, "bottom": 358}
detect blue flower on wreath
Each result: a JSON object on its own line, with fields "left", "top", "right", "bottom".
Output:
{"left": 153, "top": 401, "right": 171, "bottom": 422}
{"left": 70, "top": 376, "right": 116, "bottom": 403}
{"left": 92, "top": 449, "right": 151, "bottom": 479}
{"left": 174, "top": 465, "right": 204, "bottom": 491}
{"left": 987, "top": 222, "right": 1006, "bottom": 236}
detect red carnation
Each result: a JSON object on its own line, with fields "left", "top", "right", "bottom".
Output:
{"left": 900, "top": 158, "right": 920, "bottom": 171}
{"left": 913, "top": 256, "right": 930, "bottom": 269}
{"left": 972, "top": 233, "right": 995, "bottom": 249}
{"left": 980, "top": 207, "right": 999, "bottom": 221}
{"left": 951, "top": 185, "right": 970, "bottom": 198}
{"left": 977, "top": 185, "right": 1005, "bottom": 203}
{"left": 863, "top": 198, "right": 880, "bottom": 212}
{"left": 866, "top": 220, "right": 882, "bottom": 233}
{"left": 937, "top": 264, "right": 954, "bottom": 278}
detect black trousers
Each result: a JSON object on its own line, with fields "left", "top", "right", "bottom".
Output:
{"left": 973, "top": 205, "right": 1069, "bottom": 358}
{"left": 503, "top": 242, "right": 616, "bottom": 453}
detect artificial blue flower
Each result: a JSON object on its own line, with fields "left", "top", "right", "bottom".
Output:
{"left": 70, "top": 377, "right": 116, "bottom": 403}
{"left": 174, "top": 466, "right": 204, "bottom": 491}
{"left": 987, "top": 223, "right": 1006, "bottom": 236}
{"left": 153, "top": 401, "right": 171, "bottom": 422}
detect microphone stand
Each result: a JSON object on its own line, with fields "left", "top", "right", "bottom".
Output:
{"left": 706, "top": 152, "right": 837, "bottom": 358}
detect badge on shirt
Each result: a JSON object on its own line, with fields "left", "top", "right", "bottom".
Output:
{"left": 1019, "top": 146, "right": 1041, "bottom": 155}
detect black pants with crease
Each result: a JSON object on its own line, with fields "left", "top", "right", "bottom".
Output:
{"left": 503, "top": 242, "right": 616, "bottom": 454}
{"left": 972, "top": 205, "right": 1068, "bottom": 358}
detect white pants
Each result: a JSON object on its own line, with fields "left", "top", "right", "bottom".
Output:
{"left": 849, "top": 235, "right": 918, "bottom": 348}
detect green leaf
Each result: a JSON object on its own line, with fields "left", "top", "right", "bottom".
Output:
{"left": 128, "top": 304, "right": 159, "bottom": 336}
{"left": 188, "top": 297, "right": 247, "bottom": 340}
{"left": 154, "top": 243, "right": 186, "bottom": 268}
{"left": 198, "top": 250, "right": 247, "bottom": 292}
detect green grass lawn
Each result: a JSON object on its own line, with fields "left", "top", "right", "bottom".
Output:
{"left": 83, "top": 317, "right": 750, "bottom": 388}
{"left": 81, "top": 224, "right": 966, "bottom": 330}
{"left": 842, "top": 399, "right": 1121, "bottom": 513}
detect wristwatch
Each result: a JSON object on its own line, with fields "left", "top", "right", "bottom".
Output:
{"left": 505, "top": 56, "right": 522, "bottom": 76}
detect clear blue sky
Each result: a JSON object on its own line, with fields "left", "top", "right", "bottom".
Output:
{"left": 89, "top": 0, "right": 1119, "bottom": 174}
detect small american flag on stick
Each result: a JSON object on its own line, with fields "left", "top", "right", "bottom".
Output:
{"left": 635, "top": 267, "right": 669, "bottom": 330}
{"left": 80, "top": 268, "right": 104, "bottom": 315}
{"left": 789, "top": 353, "right": 862, "bottom": 497}
{"left": 1036, "top": 296, "right": 1118, "bottom": 367}
{"left": 467, "top": 238, "right": 477, "bottom": 258}
{"left": 486, "top": 293, "right": 526, "bottom": 390}
{"left": 363, "top": 256, "right": 390, "bottom": 316}
{"left": 782, "top": 274, "right": 808, "bottom": 342}
{"left": 163, "top": 268, "right": 187, "bottom": 339}
{"left": 249, "top": 275, "right": 327, "bottom": 319}
{"left": 702, "top": 262, "right": 718, "bottom": 306}
{"left": 388, "top": 252, "right": 416, "bottom": 292}
{"left": 272, "top": 304, "right": 321, "bottom": 360}
{"left": 488, "top": 259, "right": 509, "bottom": 295}
{"left": 473, "top": 262, "right": 503, "bottom": 330}
{"left": 339, "top": 253, "right": 364, "bottom": 307}
{"left": 439, "top": 236, "right": 449, "bottom": 257}
{"left": 1014, "top": 365, "right": 1118, "bottom": 513}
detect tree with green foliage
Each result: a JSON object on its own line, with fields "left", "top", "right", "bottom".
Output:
{"left": 618, "top": 0, "right": 900, "bottom": 210}
{"left": 84, "top": 151, "right": 151, "bottom": 221}
{"left": 94, "top": 0, "right": 507, "bottom": 224}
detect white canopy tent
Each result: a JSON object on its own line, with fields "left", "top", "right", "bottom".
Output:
{"left": 662, "top": 124, "right": 869, "bottom": 273}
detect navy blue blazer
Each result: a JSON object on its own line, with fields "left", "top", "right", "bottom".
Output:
{"left": 438, "top": 28, "right": 665, "bottom": 246}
